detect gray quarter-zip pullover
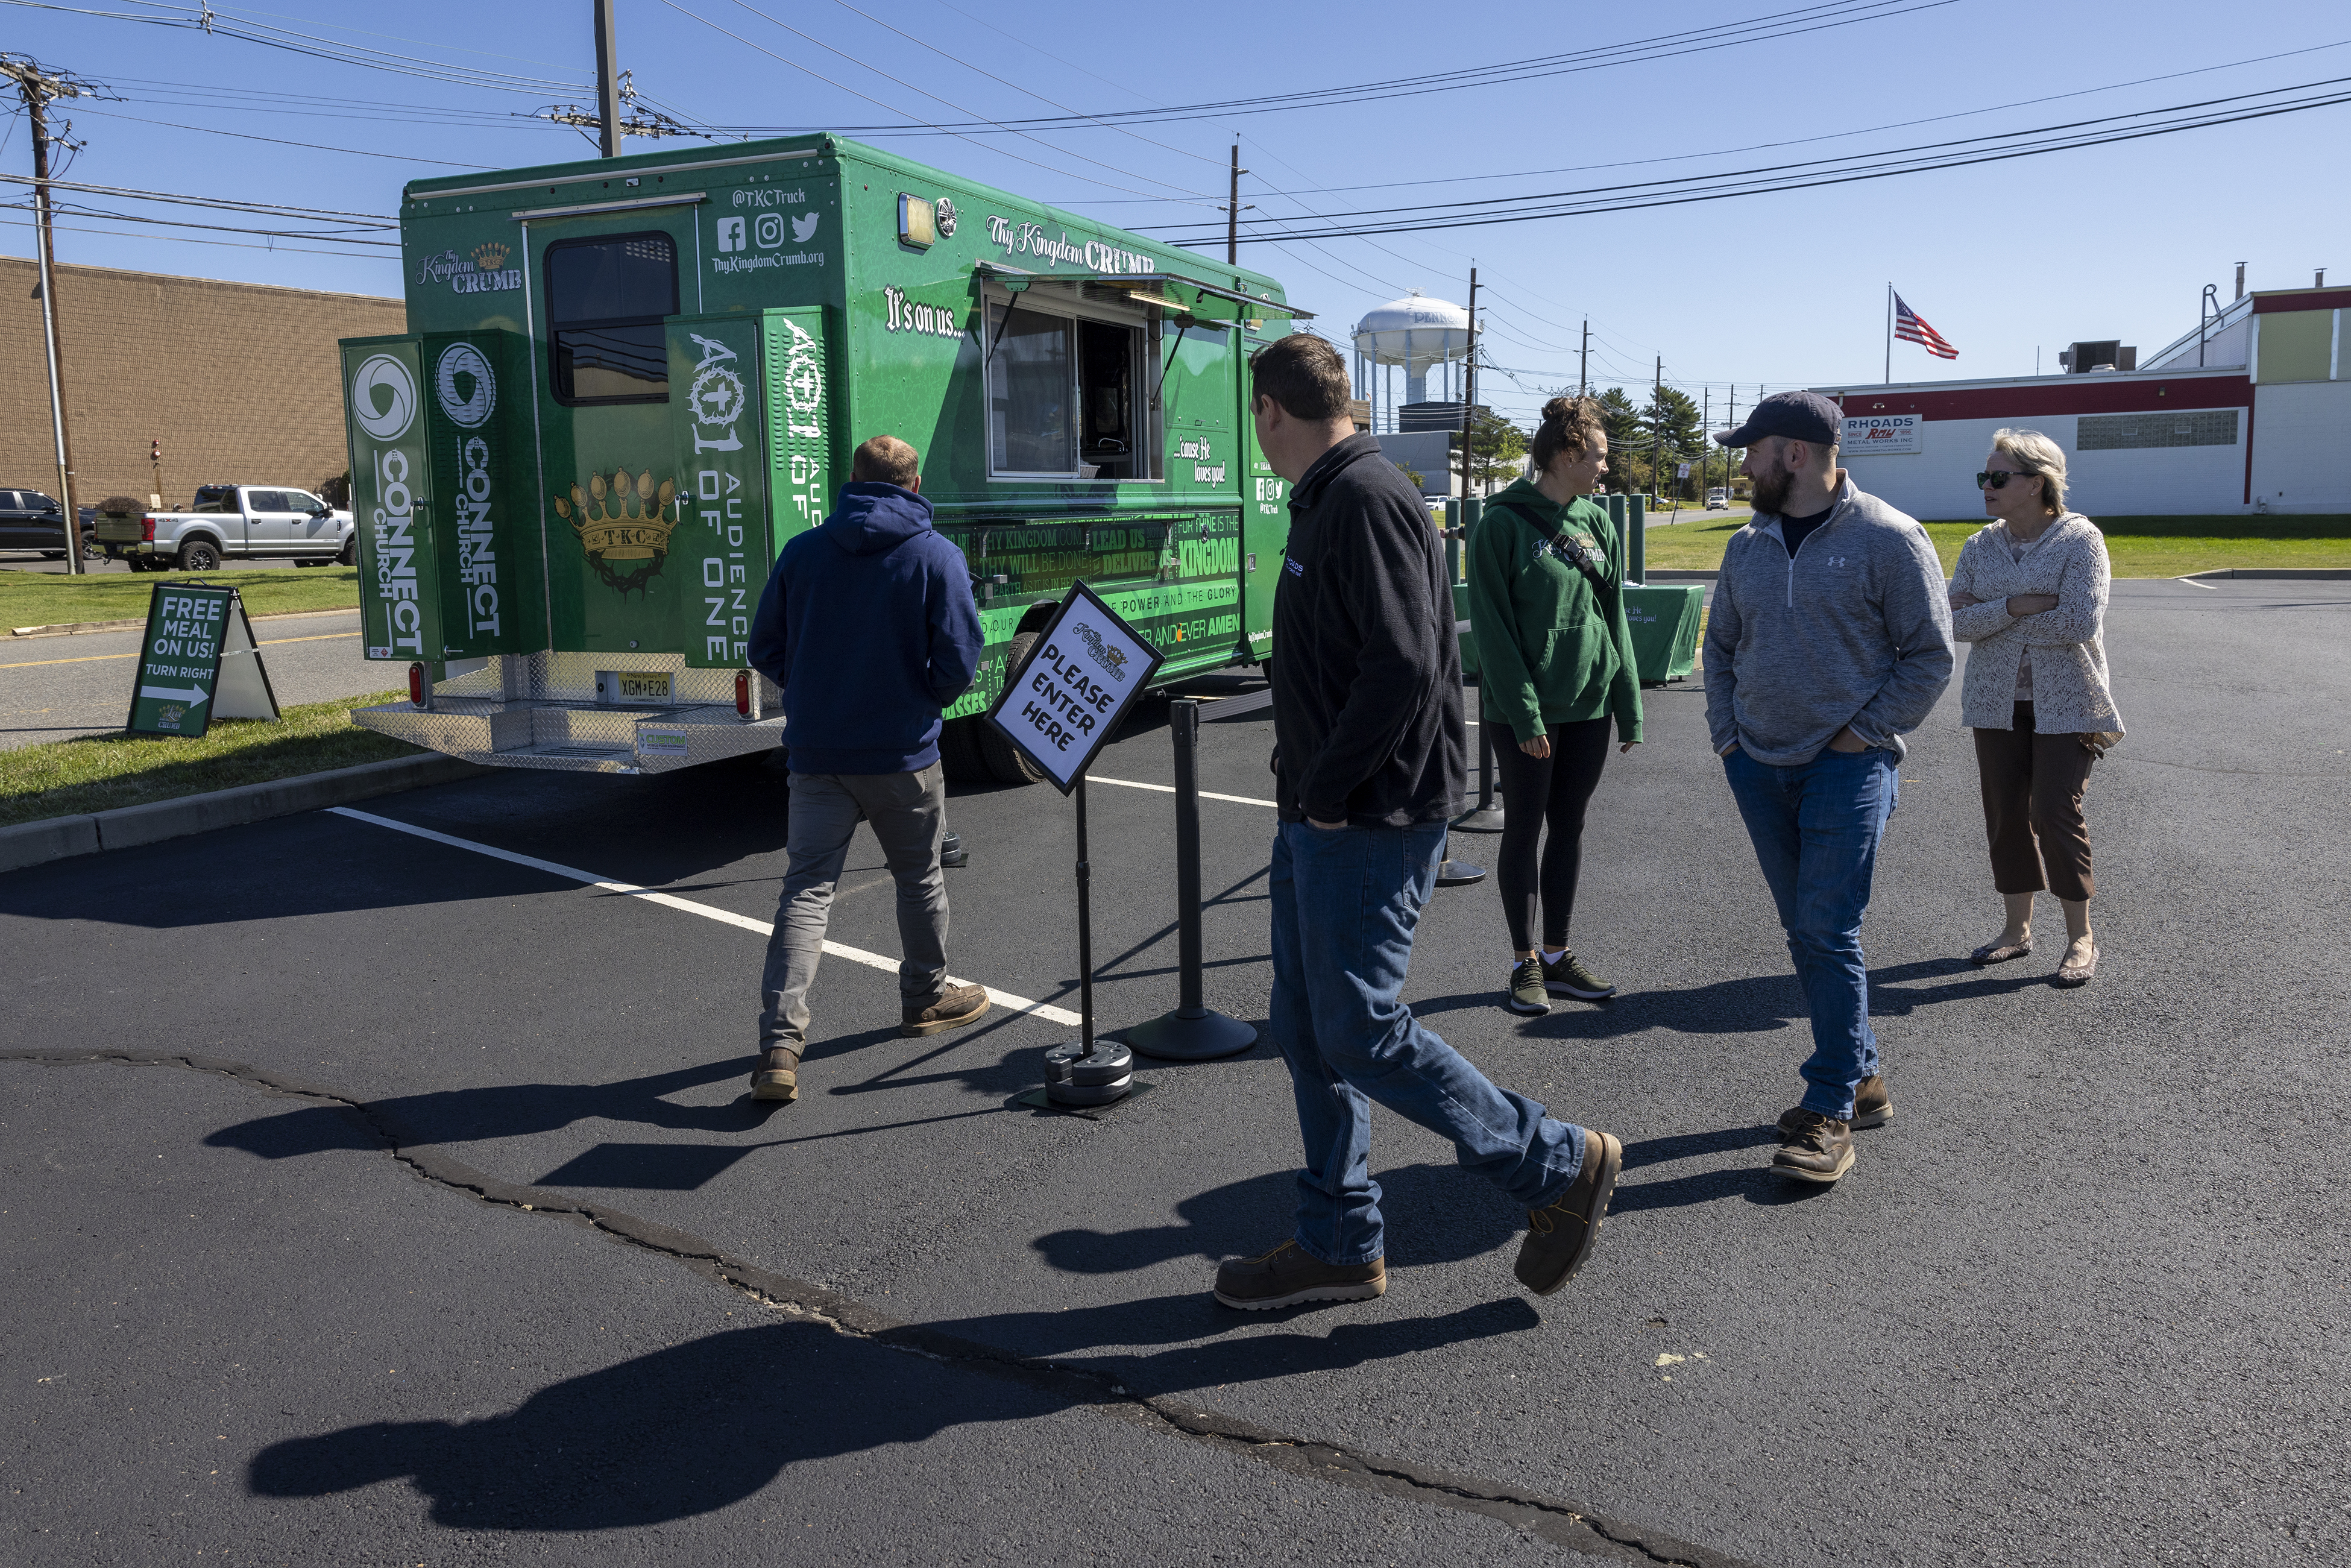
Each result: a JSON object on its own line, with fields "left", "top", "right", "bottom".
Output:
{"left": 1702, "top": 474, "right": 1953, "bottom": 766}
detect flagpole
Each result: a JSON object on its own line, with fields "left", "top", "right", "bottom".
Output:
{"left": 1884, "top": 283, "right": 1893, "bottom": 384}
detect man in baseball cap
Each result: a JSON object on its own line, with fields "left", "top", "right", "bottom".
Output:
{"left": 1704, "top": 390, "right": 1953, "bottom": 1186}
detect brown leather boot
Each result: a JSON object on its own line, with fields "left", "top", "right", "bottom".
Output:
{"left": 749, "top": 1046, "right": 801, "bottom": 1103}
{"left": 1778, "top": 1074, "right": 1890, "bottom": 1133}
{"left": 1515, "top": 1129, "right": 1623, "bottom": 1296}
{"left": 901, "top": 981, "right": 990, "bottom": 1037}
{"left": 1213, "top": 1240, "right": 1386, "bottom": 1310}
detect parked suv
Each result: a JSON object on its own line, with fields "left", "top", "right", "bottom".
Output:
{"left": 104, "top": 483, "right": 356, "bottom": 572}
{"left": 1, "top": 488, "right": 99, "bottom": 559}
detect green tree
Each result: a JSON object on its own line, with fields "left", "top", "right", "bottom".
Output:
{"left": 1461, "top": 408, "right": 1529, "bottom": 493}
{"left": 1641, "top": 386, "right": 1708, "bottom": 499}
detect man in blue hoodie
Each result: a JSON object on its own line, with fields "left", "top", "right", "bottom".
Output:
{"left": 743, "top": 435, "right": 988, "bottom": 1103}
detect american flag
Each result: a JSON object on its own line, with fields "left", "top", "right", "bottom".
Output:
{"left": 1894, "top": 292, "right": 1959, "bottom": 359}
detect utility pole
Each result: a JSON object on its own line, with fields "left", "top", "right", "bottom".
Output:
{"left": 1650, "top": 355, "right": 1664, "bottom": 505}
{"left": 593, "top": 0, "right": 622, "bottom": 157}
{"left": 4, "top": 54, "right": 107, "bottom": 576}
{"left": 1701, "top": 386, "right": 1710, "bottom": 497}
{"left": 1578, "top": 318, "right": 1590, "bottom": 397}
{"left": 1464, "top": 266, "right": 1479, "bottom": 497}
{"left": 1225, "top": 142, "right": 1250, "bottom": 265}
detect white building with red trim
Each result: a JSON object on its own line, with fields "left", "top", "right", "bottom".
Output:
{"left": 1817, "top": 285, "right": 2350, "bottom": 518}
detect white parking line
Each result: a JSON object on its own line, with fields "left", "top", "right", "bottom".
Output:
{"left": 2175, "top": 576, "right": 2220, "bottom": 590}
{"left": 1088, "top": 775, "right": 1277, "bottom": 809}
{"left": 327, "top": 806, "right": 1082, "bottom": 1027}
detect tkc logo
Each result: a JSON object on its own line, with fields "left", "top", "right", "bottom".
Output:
{"left": 717, "top": 216, "right": 746, "bottom": 253}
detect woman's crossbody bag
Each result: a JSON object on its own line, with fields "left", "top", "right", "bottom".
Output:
{"left": 1493, "top": 500, "right": 1612, "bottom": 595}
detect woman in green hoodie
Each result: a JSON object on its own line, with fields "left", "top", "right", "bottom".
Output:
{"left": 1468, "top": 394, "right": 1644, "bottom": 1016}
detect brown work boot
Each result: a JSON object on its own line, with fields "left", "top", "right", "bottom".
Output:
{"left": 902, "top": 981, "right": 990, "bottom": 1037}
{"left": 1213, "top": 1239, "right": 1386, "bottom": 1311}
{"left": 749, "top": 1045, "right": 801, "bottom": 1103}
{"left": 1515, "top": 1129, "right": 1623, "bottom": 1295}
{"left": 1773, "top": 1109, "right": 1855, "bottom": 1183}
{"left": 1779, "top": 1074, "right": 1890, "bottom": 1133}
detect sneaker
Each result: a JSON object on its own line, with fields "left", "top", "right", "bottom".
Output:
{"left": 901, "top": 981, "right": 991, "bottom": 1037}
{"left": 1540, "top": 949, "right": 1617, "bottom": 1000}
{"left": 1213, "top": 1240, "right": 1386, "bottom": 1311}
{"left": 1506, "top": 958, "right": 1550, "bottom": 1015}
{"left": 1778, "top": 1074, "right": 1890, "bottom": 1133}
{"left": 749, "top": 1045, "right": 801, "bottom": 1103}
{"left": 1514, "top": 1129, "right": 1623, "bottom": 1296}
{"left": 1773, "top": 1109, "right": 1855, "bottom": 1183}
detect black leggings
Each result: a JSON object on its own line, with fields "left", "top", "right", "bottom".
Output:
{"left": 1491, "top": 716, "right": 1613, "bottom": 952}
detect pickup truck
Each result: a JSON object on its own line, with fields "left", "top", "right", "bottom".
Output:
{"left": 103, "top": 484, "right": 356, "bottom": 572}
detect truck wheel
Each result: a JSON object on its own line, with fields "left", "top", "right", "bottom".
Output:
{"left": 975, "top": 632, "right": 1048, "bottom": 785}
{"left": 338, "top": 535, "right": 356, "bottom": 567}
{"left": 937, "top": 716, "right": 987, "bottom": 784}
{"left": 180, "top": 539, "right": 221, "bottom": 573}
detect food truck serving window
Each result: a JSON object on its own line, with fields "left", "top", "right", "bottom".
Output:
{"left": 986, "top": 291, "right": 1156, "bottom": 482}
{"left": 546, "top": 231, "right": 678, "bottom": 405}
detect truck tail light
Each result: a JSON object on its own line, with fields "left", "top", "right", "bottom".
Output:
{"left": 140, "top": 515, "right": 156, "bottom": 542}
{"left": 408, "top": 663, "right": 426, "bottom": 708}
{"left": 735, "top": 669, "right": 752, "bottom": 717}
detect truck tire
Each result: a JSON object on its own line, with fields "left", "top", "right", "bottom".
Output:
{"left": 180, "top": 538, "right": 222, "bottom": 573}
{"left": 975, "top": 631, "right": 1048, "bottom": 786}
{"left": 937, "top": 715, "right": 987, "bottom": 784}
{"left": 338, "top": 535, "right": 356, "bottom": 567}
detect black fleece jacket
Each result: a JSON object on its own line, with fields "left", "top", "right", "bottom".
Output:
{"left": 1270, "top": 433, "right": 1465, "bottom": 827}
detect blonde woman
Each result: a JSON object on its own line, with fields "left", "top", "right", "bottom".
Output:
{"left": 1947, "top": 429, "right": 2121, "bottom": 986}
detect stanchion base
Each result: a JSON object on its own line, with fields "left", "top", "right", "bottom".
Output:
{"left": 1041, "top": 1039, "right": 1133, "bottom": 1106}
{"left": 1451, "top": 807, "right": 1505, "bottom": 834}
{"left": 1013, "top": 1082, "right": 1155, "bottom": 1119}
{"left": 940, "top": 830, "right": 968, "bottom": 869}
{"left": 1122, "top": 1007, "right": 1256, "bottom": 1062}
{"left": 1437, "top": 858, "right": 1487, "bottom": 887}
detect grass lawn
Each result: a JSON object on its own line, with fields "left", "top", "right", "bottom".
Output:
{"left": 1641, "top": 514, "right": 2351, "bottom": 578}
{"left": 1, "top": 567, "right": 363, "bottom": 631}
{"left": 1, "top": 690, "right": 411, "bottom": 828}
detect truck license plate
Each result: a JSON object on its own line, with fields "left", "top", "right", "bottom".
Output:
{"left": 598, "top": 670, "right": 672, "bottom": 704}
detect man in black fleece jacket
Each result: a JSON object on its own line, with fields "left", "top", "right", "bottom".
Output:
{"left": 1213, "top": 335, "right": 1622, "bottom": 1312}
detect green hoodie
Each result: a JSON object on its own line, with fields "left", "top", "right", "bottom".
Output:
{"left": 1467, "top": 477, "right": 1643, "bottom": 745}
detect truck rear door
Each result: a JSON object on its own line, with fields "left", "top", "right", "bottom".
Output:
{"left": 242, "top": 488, "right": 301, "bottom": 554}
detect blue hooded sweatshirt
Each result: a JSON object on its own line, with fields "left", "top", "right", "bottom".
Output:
{"left": 747, "top": 481, "right": 983, "bottom": 774}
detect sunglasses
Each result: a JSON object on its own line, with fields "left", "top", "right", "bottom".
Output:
{"left": 1975, "top": 470, "right": 2034, "bottom": 490}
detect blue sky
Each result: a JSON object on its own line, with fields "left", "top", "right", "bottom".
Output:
{"left": 5, "top": 0, "right": 2344, "bottom": 426}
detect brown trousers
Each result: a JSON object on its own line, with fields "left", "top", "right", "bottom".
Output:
{"left": 1972, "top": 702, "right": 2095, "bottom": 902}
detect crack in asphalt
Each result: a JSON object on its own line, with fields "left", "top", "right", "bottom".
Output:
{"left": 4, "top": 1047, "right": 1757, "bottom": 1568}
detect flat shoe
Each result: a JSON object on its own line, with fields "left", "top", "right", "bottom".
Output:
{"left": 2053, "top": 943, "right": 2098, "bottom": 987}
{"left": 1971, "top": 939, "right": 2032, "bottom": 966}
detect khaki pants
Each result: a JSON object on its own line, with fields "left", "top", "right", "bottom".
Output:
{"left": 1972, "top": 702, "right": 2095, "bottom": 902}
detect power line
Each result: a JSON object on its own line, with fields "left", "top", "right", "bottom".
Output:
{"left": 0, "top": 172, "right": 392, "bottom": 222}
{"left": 74, "top": 105, "right": 491, "bottom": 166}
{"left": 1147, "top": 75, "right": 2351, "bottom": 242}
{"left": 0, "top": 209, "right": 397, "bottom": 260}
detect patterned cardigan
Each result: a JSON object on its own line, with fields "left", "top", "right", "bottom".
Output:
{"left": 1947, "top": 514, "right": 2124, "bottom": 736}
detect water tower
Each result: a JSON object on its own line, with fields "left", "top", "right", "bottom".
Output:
{"left": 1353, "top": 291, "right": 1470, "bottom": 432}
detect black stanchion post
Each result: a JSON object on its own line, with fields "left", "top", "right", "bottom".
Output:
{"left": 1125, "top": 699, "right": 1257, "bottom": 1060}
{"left": 1043, "top": 773, "right": 1137, "bottom": 1105}
{"left": 1453, "top": 496, "right": 1502, "bottom": 834}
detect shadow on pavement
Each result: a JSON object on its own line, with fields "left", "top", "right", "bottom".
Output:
{"left": 247, "top": 1319, "right": 1048, "bottom": 1531}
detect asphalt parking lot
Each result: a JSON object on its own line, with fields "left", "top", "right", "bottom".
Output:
{"left": 4, "top": 577, "right": 2346, "bottom": 1566}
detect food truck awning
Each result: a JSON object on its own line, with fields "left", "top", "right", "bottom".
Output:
{"left": 974, "top": 260, "right": 1311, "bottom": 324}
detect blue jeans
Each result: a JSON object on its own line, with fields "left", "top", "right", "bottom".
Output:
{"left": 1721, "top": 746, "right": 1901, "bottom": 1121}
{"left": 1268, "top": 819, "right": 1587, "bottom": 1266}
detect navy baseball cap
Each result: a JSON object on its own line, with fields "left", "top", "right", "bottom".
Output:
{"left": 1714, "top": 389, "right": 1842, "bottom": 447}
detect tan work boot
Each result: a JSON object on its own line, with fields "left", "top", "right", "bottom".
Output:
{"left": 749, "top": 1045, "right": 801, "bottom": 1103}
{"left": 1777, "top": 1074, "right": 1890, "bottom": 1132}
{"left": 902, "top": 981, "right": 990, "bottom": 1037}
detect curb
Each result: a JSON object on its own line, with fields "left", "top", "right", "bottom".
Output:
{"left": 10, "top": 605, "right": 362, "bottom": 639}
{"left": 2184, "top": 568, "right": 2351, "bottom": 581}
{"left": 0, "top": 752, "right": 488, "bottom": 874}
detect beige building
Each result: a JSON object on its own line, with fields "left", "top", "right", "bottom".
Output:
{"left": 2, "top": 258, "right": 404, "bottom": 512}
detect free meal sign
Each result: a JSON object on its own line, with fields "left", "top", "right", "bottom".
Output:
{"left": 125, "top": 584, "right": 280, "bottom": 738}
{"left": 983, "top": 581, "right": 1165, "bottom": 795}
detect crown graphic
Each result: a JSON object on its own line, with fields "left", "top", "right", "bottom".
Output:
{"left": 554, "top": 465, "right": 677, "bottom": 594}
{"left": 472, "top": 241, "right": 511, "bottom": 270}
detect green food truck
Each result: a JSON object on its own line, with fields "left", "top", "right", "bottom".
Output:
{"left": 341, "top": 133, "right": 1308, "bottom": 781}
